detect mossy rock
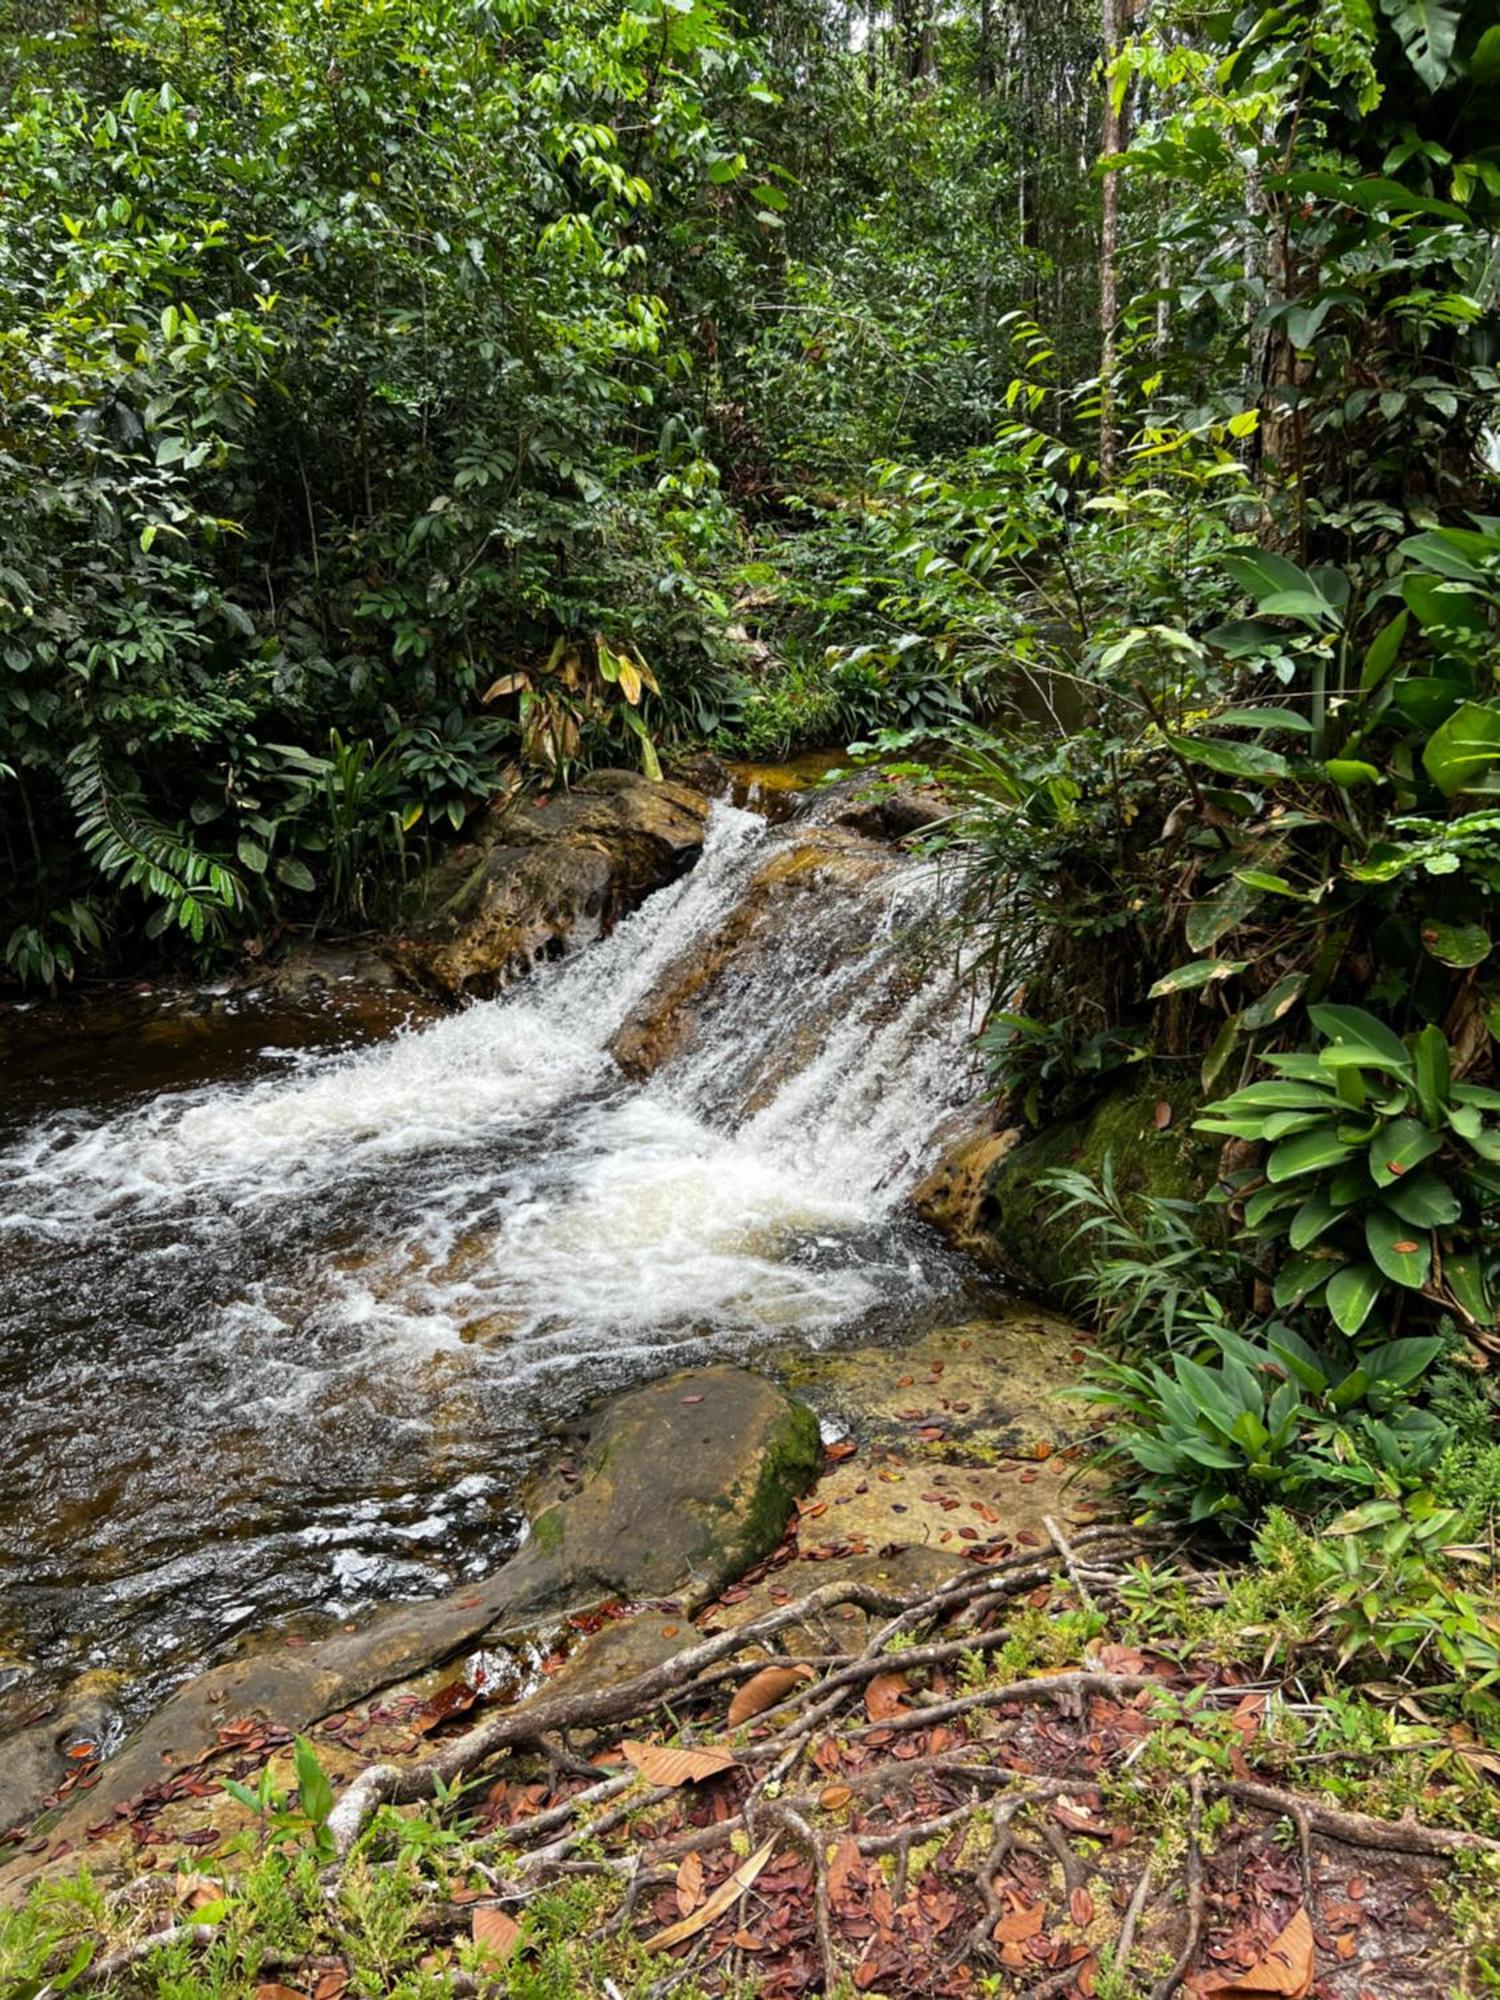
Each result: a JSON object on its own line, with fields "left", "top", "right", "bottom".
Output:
{"left": 507, "top": 1365, "right": 822, "bottom": 1615}
{"left": 915, "top": 1075, "right": 1215, "bottom": 1303}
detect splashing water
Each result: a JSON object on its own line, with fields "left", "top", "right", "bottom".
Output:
{"left": 0, "top": 802, "right": 989, "bottom": 1721}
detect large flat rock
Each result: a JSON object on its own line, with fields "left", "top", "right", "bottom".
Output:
{"left": 0, "top": 1365, "right": 817, "bottom": 1888}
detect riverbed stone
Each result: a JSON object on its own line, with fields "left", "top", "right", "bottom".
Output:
{"left": 505, "top": 1365, "right": 823, "bottom": 1618}
{"left": 395, "top": 769, "right": 710, "bottom": 1000}
{"left": 0, "top": 1365, "right": 817, "bottom": 1881}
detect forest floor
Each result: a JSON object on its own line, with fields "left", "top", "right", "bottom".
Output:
{"left": 4, "top": 1331, "right": 1500, "bottom": 1998}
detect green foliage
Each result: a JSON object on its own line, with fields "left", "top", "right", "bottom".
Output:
{"left": 0, "top": 1828, "right": 735, "bottom": 2000}
{"left": 1196, "top": 1009, "right": 1500, "bottom": 1338}
{"left": 223, "top": 1734, "right": 337, "bottom": 1866}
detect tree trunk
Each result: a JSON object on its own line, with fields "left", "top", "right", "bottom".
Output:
{"left": 1098, "top": 0, "right": 1120, "bottom": 479}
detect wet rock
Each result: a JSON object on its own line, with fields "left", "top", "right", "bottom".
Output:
{"left": 505, "top": 1365, "right": 822, "bottom": 1618}
{"left": 397, "top": 770, "right": 710, "bottom": 1000}
{"left": 0, "top": 1678, "right": 120, "bottom": 1840}
{"left": 913, "top": 1076, "right": 1212, "bottom": 1299}
{"left": 0, "top": 1366, "right": 816, "bottom": 1881}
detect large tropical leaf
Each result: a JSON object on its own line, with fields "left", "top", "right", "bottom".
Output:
{"left": 1379, "top": 0, "right": 1460, "bottom": 88}
{"left": 1366, "top": 1207, "right": 1432, "bottom": 1290}
{"left": 1308, "top": 1004, "right": 1412, "bottom": 1076}
{"left": 1326, "top": 1261, "right": 1383, "bottom": 1336}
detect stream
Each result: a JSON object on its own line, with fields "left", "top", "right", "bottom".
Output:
{"left": 0, "top": 793, "right": 997, "bottom": 1746}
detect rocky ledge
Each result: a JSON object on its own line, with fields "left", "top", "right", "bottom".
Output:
{"left": 0, "top": 1367, "right": 818, "bottom": 1875}
{"left": 393, "top": 768, "right": 710, "bottom": 1000}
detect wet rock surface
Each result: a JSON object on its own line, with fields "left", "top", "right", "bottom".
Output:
{"left": 0, "top": 1365, "right": 818, "bottom": 1878}
{"left": 395, "top": 769, "right": 711, "bottom": 999}
{"left": 506, "top": 1364, "right": 823, "bottom": 1617}
{"left": 913, "top": 1077, "right": 1212, "bottom": 1298}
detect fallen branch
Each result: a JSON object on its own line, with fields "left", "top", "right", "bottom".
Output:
{"left": 1152, "top": 1771, "right": 1203, "bottom": 2000}
{"left": 1221, "top": 1777, "right": 1500, "bottom": 1859}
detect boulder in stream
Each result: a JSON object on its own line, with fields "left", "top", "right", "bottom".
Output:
{"left": 395, "top": 769, "right": 710, "bottom": 1000}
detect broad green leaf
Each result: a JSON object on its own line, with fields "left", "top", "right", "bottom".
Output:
{"left": 1360, "top": 1337, "right": 1443, "bottom": 1389}
{"left": 1473, "top": 22, "right": 1500, "bottom": 79}
{"left": 1166, "top": 735, "right": 1291, "bottom": 783}
{"left": 1423, "top": 701, "right": 1500, "bottom": 797}
{"left": 1235, "top": 869, "right": 1308, "bottom": 898}
{"left": 1391, "top": 674, "right": 1470, "bottom": 732}
{"left": 1255, "top": 588, "right": 1337, "bottom": 624}
{"left": 1446, "top": 1253, "right": 1493, "bottom": 1327}
{"left": 1262, "top": 1109, "right": 1333, "bottom": 1140}
{"left": 1185, "top": 876, "right": 1258, "bottom": 950}
{"left": 1378, "top": 0, "right": 1460, "bottom": 90}
{"left": 1201, "top": 1013, "right": 1241, "bottom": 1091}
{"left": 1326, "top": 1260, "right": 1383, "bottom": 1336}
{"left": 1289, "top": 1192, "right": 1340, "bottom": 1249}
{"left": 1401, "top": 574, "right": 1488, "bottom": 635}
{"left": 1148, "top": 958, "right": 1247, "bottom": 997}
{"left": 1324, "top": 759, "right": 1384, "bottom": 788}
{"left": 1244, "top": 1183, "right": 1299, "bottom": 1230}
{"left": 1369, "top": 1115, "right": 1444, "bottom": 1187}
{"left": 236, "top": 835, "right": 268, "bottom": 873}
{"left": 294, "top": 1736, "right": 334, "bottom": 1825}
{"left": 1266, "top": 1121, "right": 1357, "bottom": 1182}
{"left": 1219, "top": 1081, "right": 1338, "bottom": 1109}
{"left": 275, "top": 857, "right": 316, "bottom": 892}
{"left": 1242, "top": 972, "right": 1307, "bottom": 1030}
{"left": 1380, "top": 1170, "right": 1460, "bottom": 1229}
{"left": 1359, "top": 610, "right": 1408, "bottom": 692}
{"left": 1419, "top": 919, "right": 1490, "bottom": 969}
{"left": 1222, "top": 548, "right": 1315, "bottom": 599}
{"left": 1217, "top": 707, "right": 1317, "bottom": 734}
{"left": 1308, "top": 1003, "right": 1412, "bottom": 1075}
{"left": 1412, "top": 1022, "right": 1452, "bottom": 1125}
{"left": 1366, "top": 1206, "right": 1432, "bottom": 1290}
{"left": 1400, "top": 530, "right": 1488, "bottom": 582}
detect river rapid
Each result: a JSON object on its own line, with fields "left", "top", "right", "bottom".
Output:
{"left": 0, "top": 794, "right": 997, "bottom": 1742}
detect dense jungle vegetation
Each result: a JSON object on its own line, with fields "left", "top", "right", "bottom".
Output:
{"left": 7, "top": 0, "right": 1500, "bottom": 1985}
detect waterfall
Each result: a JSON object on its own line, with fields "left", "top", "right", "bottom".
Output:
{"left": 0, "top": 801, "right": 987, "bottom": 1713}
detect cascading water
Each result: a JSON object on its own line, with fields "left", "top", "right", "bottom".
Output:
{"left": 0, "top": 800, "right": 993, "bottom": 1730}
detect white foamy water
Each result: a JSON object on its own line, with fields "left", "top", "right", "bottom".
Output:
{"left": 0, "top": 799, "right": 988, "bottom": 1711}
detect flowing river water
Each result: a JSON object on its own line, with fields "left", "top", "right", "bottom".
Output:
{"left": 0, "top": 794, "right": 999, "bottom": 1748}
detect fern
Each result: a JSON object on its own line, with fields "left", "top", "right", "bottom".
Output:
{"left": 65, "top": 740, "right": 242, "bottom": 941}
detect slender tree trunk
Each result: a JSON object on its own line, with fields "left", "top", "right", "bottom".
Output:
{"left": 1098, "top": 0, "right": 1120, "bottom": 479}
{"left": 979, "top": 0, "right": 993, "bottom": 97}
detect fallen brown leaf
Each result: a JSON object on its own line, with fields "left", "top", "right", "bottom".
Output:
{"left": 1205, "top": 1907, "right": 1314, "bottom": 1998}
{"left": 174, "top": 1871, "right": 223, "bottom": 1911}
{"left": 621, "top": 1739, "right": 737, "bottom": 1787}
{"left": 472, "top": 1906, "right": 521, "bottom": 1959}
{"left": 728, "top": 1664, "right": 814, "bottom": 1727}
{"left": 994, "top": 1900, "right": 1044, "bottom": 1944}
{"left": 864, "top": 1671, "right": 911, "bottom": 1722}
{"left": 676, "top": 1851, "right": 705, "bottom": 1918}
{"left": 650, "top": 1837, "right": 777, "bottom": 1949}
{"left": 827, "top": 1836, "right": 863, "bottom": 1904}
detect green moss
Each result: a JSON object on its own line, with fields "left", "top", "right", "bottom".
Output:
{"left": 978, "top": 1074, "right": 1212, "bottom": 1299}
{"left": 730, "top": 1399, "right": 821, "bottom": 1565}
{"left": 528, "top": 1506, "right": 565, "bottom": 1556}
